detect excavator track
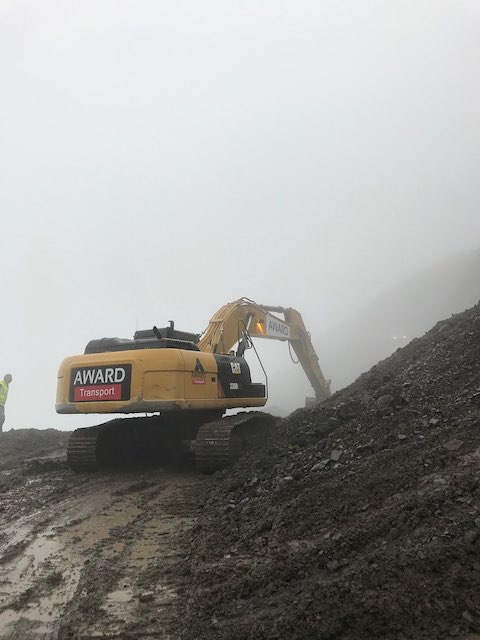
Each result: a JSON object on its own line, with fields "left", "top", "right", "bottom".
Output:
{"left": 67, "top": 419, "right": 130, "bottom": 472}
{"left": 66, "top": 417, "right": 171, "bottom": 472}
{"left": 67, "top": 426, "right": 103, "bottom": 471}
{"left": 66, "top": 412, "right": 222, "bottom": 472}
{"left": 67, "top": 412, "right": 278, "bottom": 473}
{"left": 195, "top": 412, "right": 278, "bottom": 473}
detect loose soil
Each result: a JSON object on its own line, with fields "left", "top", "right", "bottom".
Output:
{"left": 0, "top": 301, "right": 479, "bottom": 639}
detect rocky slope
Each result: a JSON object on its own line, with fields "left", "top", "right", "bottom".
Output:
{"left": 181, "top": 301, "right": 480, "bottom": 640}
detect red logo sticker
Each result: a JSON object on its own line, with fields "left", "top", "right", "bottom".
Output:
{"left": 74, "top": 384, "right": 122, "bottom": 402}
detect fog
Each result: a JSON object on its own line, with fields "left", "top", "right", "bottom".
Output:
{"left": 1, "top": 1, "right": 479, "bottom": 429}
{"left": 268, "top": 248, "right": 480, "bottom": 414}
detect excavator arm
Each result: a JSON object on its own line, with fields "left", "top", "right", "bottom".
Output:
{"left": 197, "top": 298, "right": 331, "bottom": 403}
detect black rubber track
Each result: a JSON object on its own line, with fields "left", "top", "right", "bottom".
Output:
{"left": 67, "top": 412, "right": 278, "bottom": 473}
{"left": 195, "top": 412, "right": 278, "bottom": 473}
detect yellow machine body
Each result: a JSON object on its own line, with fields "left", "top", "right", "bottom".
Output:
{"left": 56, "top": 348, "right": 267, "bottom": 415}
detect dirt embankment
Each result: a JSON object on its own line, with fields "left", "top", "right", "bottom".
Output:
{"left": 0, "top": 429, "right": 69, "bottom": 471}
{"left": 1, "top": 302, "right": 479, "bottom": 639}
{"left": 180, "top": 303, "right": 480, "bottom": 640}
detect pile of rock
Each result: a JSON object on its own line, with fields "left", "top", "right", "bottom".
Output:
{"left": 181, "top": 302, "right": 480, "bottom": 640}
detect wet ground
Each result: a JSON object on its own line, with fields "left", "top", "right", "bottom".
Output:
{"left": 0, "top": 448, "right": 200, "bottom": 639}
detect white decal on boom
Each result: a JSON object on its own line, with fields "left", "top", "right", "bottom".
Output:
{"left": 265, "top": 315, "right": 291, "bottom": 339}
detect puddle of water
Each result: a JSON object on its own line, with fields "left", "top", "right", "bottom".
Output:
{"left": 30, "top": 536, "right": 61, "bottom": 569}
{"left": 105, "top": 589, "right": 133, "bottom": 604}
{"left": 4, "top": 553, "right": 32, "bottom": 586}
{"left": 6, "top": 533, "right": 61, "bottom": 586}
{"left": 0, "top": 604, "right": 51, "bottom": 635}
{"left": 0, "top": 588, "right": 72, "bottom": 635}
{"left": 0, "top": 530, "right": 82, "bottom": 637}
{"left": 0, "top": 610, "right": 19, "bottom": 626}
{"left": 0, "top": 482, "right": 155, "bottom": 637}
{"left": 0, "top": 564, "right": 82, "bottom": 636}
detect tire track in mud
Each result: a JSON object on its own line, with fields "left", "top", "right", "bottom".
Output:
{"left": 0, "top": 463, "right": 201, "bottom": 640}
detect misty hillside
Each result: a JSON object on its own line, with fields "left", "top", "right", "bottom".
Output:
{"left": 268, "top": 248, "right": 480, "bottom": 413}
{"left": 324, "top": 248, "right": 480, "bottom": 390}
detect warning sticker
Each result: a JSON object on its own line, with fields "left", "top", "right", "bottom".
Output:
{"left": 192, "top": 358, "right": 206, "bottom": 385}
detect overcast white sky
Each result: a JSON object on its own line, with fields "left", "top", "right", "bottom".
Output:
{"left": 1, "top": 0, "right": 479, "bottom": 429}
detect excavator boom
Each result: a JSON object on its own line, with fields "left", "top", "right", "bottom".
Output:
{"left": 198, "top": 298, "right": 331, "bottom": 402}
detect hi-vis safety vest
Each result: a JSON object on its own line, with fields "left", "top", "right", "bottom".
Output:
{"left": 0, "top": 381, "right": 9, "bottom": 406}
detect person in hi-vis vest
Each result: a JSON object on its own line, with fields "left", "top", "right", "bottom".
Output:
{"left": 0, "top": 374, "right": 13, "bottom": 432}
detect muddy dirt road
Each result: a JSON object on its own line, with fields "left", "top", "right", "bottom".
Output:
{"left": 0, "top": 451, "right": 199, "bottom": 640}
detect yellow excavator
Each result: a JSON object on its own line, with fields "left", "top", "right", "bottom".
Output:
{"left": 56, "top": 298, "right": 331, "bottom": 472}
